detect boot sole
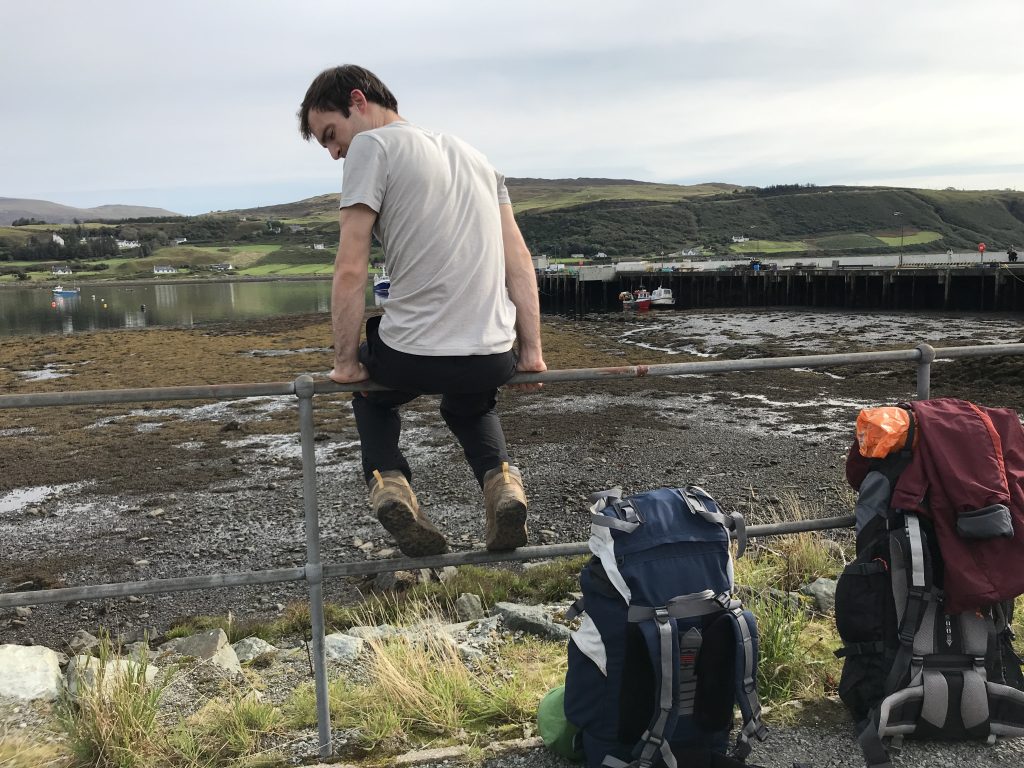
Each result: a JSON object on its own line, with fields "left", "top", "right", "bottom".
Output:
{"left": 376, "top": 499, "right": 449, "bottom": 557}
{"left": 486, "top": 500, "right": 528, "bottom": 551}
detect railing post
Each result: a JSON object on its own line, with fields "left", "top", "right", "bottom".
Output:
{"left": 915, "top": 343, "right": 936, "bottom": 400}
{"left": 295, "top": 374, "right": 332, "bottom": 759}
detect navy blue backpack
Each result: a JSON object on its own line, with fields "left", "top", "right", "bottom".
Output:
{"left": 564, "top": 486, "right": 768, "bottom": 768}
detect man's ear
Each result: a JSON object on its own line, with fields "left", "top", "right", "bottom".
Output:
{"left": 349, "top": 89, "right": 367, "bottom": 111}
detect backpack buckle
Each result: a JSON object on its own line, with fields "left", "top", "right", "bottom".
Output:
{"left": 713, "top": 592, "right": 733, "bottom": 609}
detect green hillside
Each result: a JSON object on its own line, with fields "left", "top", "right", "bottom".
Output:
{"left": 4, "top": 180, "right": 1023, "bottom": 268}
{"left": 509, "top": 183, "right": 1024, "bottom": 257}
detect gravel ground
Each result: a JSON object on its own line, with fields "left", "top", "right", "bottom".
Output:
{"left": 2, "top": 307, "right": 1024, "bottom": 767}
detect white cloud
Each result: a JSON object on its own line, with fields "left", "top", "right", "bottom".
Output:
{"left": 2, "top": 0, "right": 1023, "bottom": 213}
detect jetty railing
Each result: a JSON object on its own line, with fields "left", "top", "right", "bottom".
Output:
{"left": 2, "top": 340, "right": 1024, "bottom": 759}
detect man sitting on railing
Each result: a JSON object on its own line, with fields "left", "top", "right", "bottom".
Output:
{"left": 298, "top": 64, "right": 547, "bottom": 557}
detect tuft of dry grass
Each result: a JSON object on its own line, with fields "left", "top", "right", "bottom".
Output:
{"left": 0, "top": 729, "right": 70, "bottom": 768}
{"left": 57, "top": 638, "right": 165, "bottom": 768}
{"left": 284, "top": 614, "right": 565, "bottom": 757}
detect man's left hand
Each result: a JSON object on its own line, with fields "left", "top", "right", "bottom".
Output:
{"left": 329, "top": 361, "right": 370, "bottom": 384}
{"left": 509, "top": 352, "right": 547, "bottom": 392}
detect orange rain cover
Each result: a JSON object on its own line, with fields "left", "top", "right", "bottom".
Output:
{"left": 856, "top": 407, "right": 918, "bottom": 458}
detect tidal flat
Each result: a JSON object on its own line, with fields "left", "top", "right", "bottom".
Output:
{"left": 1, "top": 308, "right": 1022, "bottom": 648}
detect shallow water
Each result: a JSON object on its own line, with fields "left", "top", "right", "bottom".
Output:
{"left": 608, "top": 308, "right": 1023, "bottom": 356}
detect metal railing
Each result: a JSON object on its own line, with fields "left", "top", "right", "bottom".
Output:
{"left": 3, "top": 340, "right": 1024, "bottom": 758}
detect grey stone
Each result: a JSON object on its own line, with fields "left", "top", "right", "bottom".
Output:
{"left": 492, "top": 602, "right": 571, "bottom": 641}
{"left": 159, "top": 628, "right": 240, "bottom": 673}
{"left": 0, "top": 645, "right": 62, "bottom": 701}
{"left": 801, "top": 577, "right": 838, "bottom": 614}
{"left": 372, "top": 569, "right": 419, "bottom": 592}
{"left": 324, "top": 632, "right": 364, "bottom": 662}
{"left": 345, "top": 625, "right": 405, "bottom": 642}
{"left": 68, "top": 629, "right": 100, "bottom": 655}
{"left": 457, "top": 643, "right": 486, "bottom": 662}
{"left": 233, "top": 636, "right": 278, "bottom": 663}
{"left": 455, "top": 592, "right": 485, "bottom": 622}
{"left": 160, "top": 628, "right": 228, "bottom": 659}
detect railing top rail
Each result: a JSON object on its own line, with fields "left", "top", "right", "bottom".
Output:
{"left": 3, "top": 342, "right": 1023, "bottom": 409}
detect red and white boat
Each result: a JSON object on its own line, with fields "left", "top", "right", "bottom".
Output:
{"left": 619, "top": 287, "right": 652, "bottom": 312}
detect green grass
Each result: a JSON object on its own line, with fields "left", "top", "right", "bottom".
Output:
{"left": 876, "top": 230, "right": 943, "bottom": 246}
{"left": 509, "top": 182, "right": 735, "bottom": 215}
{"left": 285, "top": 631, "right": 565, "bottom": 756}
{"left": 165, "top": 694, "right": 286, "bottom": 767}
{"left": 166, "top": 559, "right": 586, "bottom": 645}
{"left": 58, "top": 637, "right": 166, "bottom": 768}
{"left": 811, "top": 233, "right": 887, "bottom": 249}
{"left": 0, "top": 730, "right": 69, "bottom": 768}
{"left": 729, "top": 240, "right": 809, "bottom": 254}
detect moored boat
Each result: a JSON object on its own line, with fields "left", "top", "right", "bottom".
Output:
{"left": 372, "top": 265, "right": 391, "bottom": 295}
{"left": 620, "top": 287, "right": 652, "bottom": 312}
{"left": 52, "top": 285, "right": 80, "bottom": 297}
{"left": 650, "top": 285, "right": 674, "bottom": 307}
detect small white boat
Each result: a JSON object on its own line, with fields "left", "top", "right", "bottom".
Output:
{"left": 650, "top": 286, "right": 674, "bottom": 307}
{"left": 372, "top": 265, "right": 390, "bottom": 295}
{"left": 52, "top": 285, "right": 80, "bottom": 297}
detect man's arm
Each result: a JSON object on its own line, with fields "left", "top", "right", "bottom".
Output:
{"left": 500, "top": 204, "right": 547, "bottom": 385}
{"left": 329, "top": 204, "right": 376, "bottom": 384}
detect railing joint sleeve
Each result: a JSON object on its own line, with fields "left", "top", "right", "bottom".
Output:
{"left": 305, "top": 563, "right": 323, "bottom": 585}
{"left": 294, "top": 374, "right": 316, "bottom": 400}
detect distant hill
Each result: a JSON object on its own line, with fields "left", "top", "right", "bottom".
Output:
{"left": 224, "top": 179, "right": 1024, "bottom": 258}
{"left": 10, "top": 180, "right": 1019, "bottom": 262}
{"left": 0, "top": 197, "right": 181, "bottom": 225}
{"left": 227, "top": 179, "right": 744, "bottom": 221}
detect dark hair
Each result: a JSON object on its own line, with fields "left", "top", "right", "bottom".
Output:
{"left": 298, "top": 65, "right": 399, "bottom": 139}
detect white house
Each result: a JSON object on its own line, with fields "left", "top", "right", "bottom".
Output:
{"left": 313, "top": 243, "right": 326, "bottom": 250}
{"left": 153, "top": 265, "right": 178, "bottom": 275}
{"left": 731, "top": 235, "right": 750, "bottom": 243}
{"left": 117, "top": 239, "right": 141, "bottom": 250}
{"left": 173, "top": 237, "right": 188, "bottom": 245}
{"left": 51, "top": 232, "right": 65, "bottom": 246}
{"left": 51, "top": 266, "right": 72, "bottom": 275}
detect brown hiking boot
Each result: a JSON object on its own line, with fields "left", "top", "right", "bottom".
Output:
{"left": 483, "top": 462, "right": 528, "bottom": 551}
{"left": 369, "top": 470, "right": 448, "bottom": 557}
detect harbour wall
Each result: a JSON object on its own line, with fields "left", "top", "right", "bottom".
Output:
{"left": 537, "top": 264, "right": 1024, "bottom": 316}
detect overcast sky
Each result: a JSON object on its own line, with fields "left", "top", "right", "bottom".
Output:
{"left": 3, "top": 1, "right": 1023, "bottom": 215}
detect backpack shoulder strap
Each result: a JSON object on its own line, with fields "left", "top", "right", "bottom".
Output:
{"left": 627, "top": 607, "right": 681, "bottom": 768}
{"left": 724, "top": 606, "right": 769, "bottom": 758}
{"left": 857, "top": 512, "right": 937, "bottom": 768}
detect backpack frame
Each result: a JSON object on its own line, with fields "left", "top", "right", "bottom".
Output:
{"left": 836, "top": 443, "right": 1024, "bottom": 768}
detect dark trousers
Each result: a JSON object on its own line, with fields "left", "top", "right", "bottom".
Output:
{"left": 353, "top": 316, "right": 517, "bottom": 487}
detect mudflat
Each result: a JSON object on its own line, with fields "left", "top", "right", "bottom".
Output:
{"left": 1, "top": 308, "right": 1022, "bottom": 648}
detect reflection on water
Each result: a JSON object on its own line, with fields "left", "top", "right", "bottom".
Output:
{"left": 0, "top": 280, "right": 364, "bottom": 336}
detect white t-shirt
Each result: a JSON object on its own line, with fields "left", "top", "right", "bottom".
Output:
{"left": 339, "top": 121, "right": 517, "bottom": 356}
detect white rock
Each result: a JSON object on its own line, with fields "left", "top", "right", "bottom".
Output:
{"left": 0, "top": 645, "right": 63, "bottom": 701}
{"left": 324, "top": 633, "right": 364, "bottom": 662}
{"left": 66, "top": 655, "right": 158, "bottom": 698}
{"left": 233, "top": 637, "right": 278, "bottom": 663}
